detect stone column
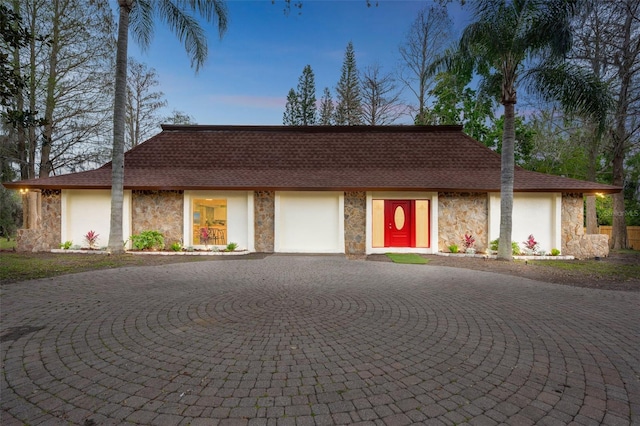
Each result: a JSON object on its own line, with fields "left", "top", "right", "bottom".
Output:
{"left": 254, "top": 191, "right": 275, "bottom": 252}
{"left": 562, "top": 193, "right": 609, "bottom": 258}
{"left": 344, "top": 191, "right": 366, "bottom": 257}
{"left": 17, "top": 189, "right": 61, "bottom": 252}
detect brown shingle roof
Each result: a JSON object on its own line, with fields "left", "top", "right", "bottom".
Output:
{"left": 4, "top": 125, "right": 621, "bottom": 193}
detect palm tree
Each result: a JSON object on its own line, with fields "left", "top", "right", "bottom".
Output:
{"left": 108, "top": 0, "right": 228, "bottom": 252}
{"left": 443, "top": 0, "right": 610, "bottom": 260}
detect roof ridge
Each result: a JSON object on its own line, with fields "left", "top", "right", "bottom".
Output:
{"left": 160, "top": 124, "right": 465, "bottom": 133}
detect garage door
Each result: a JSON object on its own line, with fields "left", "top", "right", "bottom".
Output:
{"left": 275, "top": 192, "right": 343, "bottom": 253}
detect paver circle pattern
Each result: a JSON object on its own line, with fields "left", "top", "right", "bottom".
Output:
{"left": 1, "top": 255, "right": 638, "bottom": 426}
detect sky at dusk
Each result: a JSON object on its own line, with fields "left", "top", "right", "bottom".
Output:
{"left": 127, "top": 0, "right": 472, "bottom": 126}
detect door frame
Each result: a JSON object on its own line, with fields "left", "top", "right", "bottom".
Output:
{"left": 366, "top": 192, "right": 438, "bottom": 254}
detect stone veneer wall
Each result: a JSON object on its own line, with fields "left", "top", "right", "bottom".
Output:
{"left": 254, "top": 191, "right": 275, "bottom": 252}
{"left": 131, "top": 190, "right": 183, "bottom": 246}
{"left": 438, "top": 192, "right": 488, "bottom": 252}
{"left": 344, "top": 191, "right": 366, "bottom": 256}
{"left": 561, "top": 193, "right": 609, "bottom": 259}
{"left": 17, "top": 189, "right": 61, "bottom": 252}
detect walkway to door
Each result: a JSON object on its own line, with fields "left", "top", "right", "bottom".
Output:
{"left": 1, "top": 255, "right": 638, "bottom": 425}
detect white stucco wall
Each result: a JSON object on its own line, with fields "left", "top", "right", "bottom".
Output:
{"left": 488, "top": 192, "right": 562, "bottom": 253}
{"left": 366, "top": 192, "right": 438, "bottom": 254}
{"left": 274, "top": 192, "right": 344, "bottom": 253}
{"left": 61, "top": 190, "right": 132, "bottom": 249}
{"left": 183, "top": 191, "right": 252, "bottom": 250}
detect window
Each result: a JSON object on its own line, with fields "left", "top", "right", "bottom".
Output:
{"left": 192, "top": 199, "right": 227, "bottom": 246}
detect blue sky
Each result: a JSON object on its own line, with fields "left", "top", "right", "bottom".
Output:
{"left": 128, "top": 0, "right": 471, "bottom": 125}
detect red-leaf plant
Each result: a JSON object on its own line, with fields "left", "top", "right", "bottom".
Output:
{"left": 523, "top": 234, "right": 539, "bottom": 252}
{"left": 200, "top": 227, "right": 210, "bottom": 247}
{"left": 84, "top": 230, "right": 100, "bottom": 249}
{"left": 462, "top": 233, "right": 475, "bottom": 251}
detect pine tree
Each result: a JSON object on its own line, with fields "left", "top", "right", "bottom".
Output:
{"left": 334, "top": 42, "right": 362, "bottom": 125}
{"left": 319, "top": 87, "right": 334, "bottom": 125}
{"left": 283, "top": 88, "right": 300, "bottom": 125}
{"left": 297, "top": 65, "right": 317, "bottom": 125}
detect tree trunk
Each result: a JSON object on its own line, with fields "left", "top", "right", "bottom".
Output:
{"left": 609, "top": 2, "right": 634, "bottom": 250}
{"left": 39, "top": 0, "right": 61, "bottom": 178}
{"left": 585, "top": 129, "right": 600, "bottom": 234}
{"left": 498, "top": 101, "right": 515, "bottom": 260}
{"left": 27, "top": 1, "right": 38, "bottom": 179}
{"left": 11, "top": 0, "right": 28, "bottom": 180}
{"left": 108, "top": 1, "right": 132, "bottom": 253}
{"left": 611, "top": 134, "right": 627, "bottom": 249}
{"left": 585, "top": 196, "right": 598, "bottom": 234}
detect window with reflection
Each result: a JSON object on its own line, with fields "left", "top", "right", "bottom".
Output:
{"left": 192, "top": 199, "right": 227, "bottom": 246}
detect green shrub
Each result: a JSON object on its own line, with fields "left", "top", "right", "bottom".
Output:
{"left": 512, "top": 241, "right": 521, "bottom": 255}
{"left": 490, "top": 238, "right": 521, "bottom": 255}
{"left": 551, "top": 248, "right": 561, "bottom": 256}
{"left": 130, "top": 230, "right": 165, "bottom": 250}
{"left": 225, "top": 242, "right": 238, "bottom": 252}
{"left": 60, "top": 240, "right": 73, "bottom": 250}
{"left": 170, "top": 242, "right": 182, "bottom": 252}
{"left": 448, "top": 244, "right": 459, "bottom": 253}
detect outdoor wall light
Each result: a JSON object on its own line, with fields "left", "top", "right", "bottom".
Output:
{"left": 19, "top": 188, "right": 29, "bottom": 194}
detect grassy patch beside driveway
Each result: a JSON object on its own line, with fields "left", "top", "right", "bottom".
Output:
{"left": 528, "top": 257, "right": 640, "bottom": 281}
{"left": 0, "top": 252, "right": 216, "bottom": 284}
{"left": 386, "top": 253, "right": 429, "bottom": 264}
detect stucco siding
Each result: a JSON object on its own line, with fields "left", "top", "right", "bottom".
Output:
{"left": 488, "top": 192, "right": 561, "bottom": 254}
{"left": 61, "top": 190, "right": 131, "bottom": 250}
{"left": 275, "top": 192, "right": 344, "bottom": 253}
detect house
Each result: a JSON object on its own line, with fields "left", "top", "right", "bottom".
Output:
{"left": 4, "top": 125, "right": 620, "bottom": 258}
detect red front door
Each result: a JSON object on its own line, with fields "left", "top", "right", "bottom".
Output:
{"left": 384, "top": 200, "right": 414, "bottom": 247}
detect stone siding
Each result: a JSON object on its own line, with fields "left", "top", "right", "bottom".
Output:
{"left": 17, "top": 189, "right": 61, "bottom": 252}
{"left": 438, "top": 192, "right": 488, "bottom": 252}
{"left": 254, "top": 191, "right": 275, "bottom": 252}
{"left": 561, "top": 193, "right": 609, "bottom": 258}
{"left": 344, "top": 191, "right": 366, "bottom": 256}
{"left": 131, "top": 190, "right": 183, "bottom": 247}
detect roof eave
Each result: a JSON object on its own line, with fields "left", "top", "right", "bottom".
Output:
{"left": 2, "top": 181, "right": 622, "bottom": 194}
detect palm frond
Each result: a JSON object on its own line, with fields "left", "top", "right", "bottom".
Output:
{"left": 130, "top": 0, "right": 154, "bottom": 51}
{"left": 527, "top": 61, "right": 613, "bottom": 131}
{"left": 158, "top": 0, "right": 208, "bottom": 72}
{"left": 175, "top": 0, "right": 228, "bottom": 38}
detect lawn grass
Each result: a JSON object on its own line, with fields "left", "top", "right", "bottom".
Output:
{"left": 0, "top": 252, "right": 214, "bottom": 284}
{"left": 386, "top": 253, "right": 429, "bottom": 264}
{"left": 529, "top": 258, "right": 640, "bottom": 280}
{"left": 0, "top": 238, "right": 16, "bottom": 250}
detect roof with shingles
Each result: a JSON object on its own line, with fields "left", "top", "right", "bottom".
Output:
{"left": 4, "top": 125, "right": 621, "bottom": 193}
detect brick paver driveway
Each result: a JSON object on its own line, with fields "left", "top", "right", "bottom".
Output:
{"left": 1, "top": 255, "right": 638, "bottom": 425}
